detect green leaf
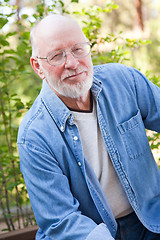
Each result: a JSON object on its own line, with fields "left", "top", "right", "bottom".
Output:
{"left": 6, "top": 31, "right": 18, "bottom": 38}
{"left": 21, "top": 14, "right": 28, "bottom": 19}
{"left": 11, "top": 93, "right": 17, "bottom": 97}
{"left": 14, "top": 100, "right": 25, "bottom": 110}
{"left": 0, "top": 17, "right": 8, "bottom": 29}
{"left": 3, "top": 49, "right": 16, "bottom": 54}
{"left": 7, "top": 182, "right": 18, "bottom": 191}
{"left": 59, "top": 0, "right": 64, "bottom": 7}
{"left": 1, "top": 229, "right": 10, "bottom": 232}
{"left": 21, "top": 31, "right": 30, "bottom": 40}
{"left": 0, "top": 36, "right": 9, "bottom": 46}
{"left": 112, "top": 4, "right": 119, "bottom": 9}
{"left": 71, "top": 0, "right": 79, "bottom": 2}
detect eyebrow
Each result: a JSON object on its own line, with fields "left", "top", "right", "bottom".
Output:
{"left": 48, "top": 48, "right": 64, "bottom": 55}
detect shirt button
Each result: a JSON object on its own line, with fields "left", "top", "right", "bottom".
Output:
{"left": 78, "top": 162, "right": 81, "bottom": 166}
{"left": 60, "top": 126, "right": 64, "bottom": 131}
{"left": 74, "top": 136, "right": 78, "bottom": 141}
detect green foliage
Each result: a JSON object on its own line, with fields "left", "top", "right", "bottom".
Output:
{"left": 72, "top": 2, "right": 118, "bottom": 46}
{"left": 148, "top": 132, "right": 160, "bottom": 150}
{"left": 0, "top": 0, "right": 159, "bottom": 232}
{"left": 71, "top": 3, "right": 152, "bottom": 66}
{"left": 145, "top": 72, "right": 160, "bottom": 168}
{"left": 0, "top": 3, "right": 36, "bottom": 231}
{"left": 145, "top": 71, "right": 160, "bottom": 88}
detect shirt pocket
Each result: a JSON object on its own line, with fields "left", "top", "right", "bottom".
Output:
{"left": 117, "top": 110, "right": 150, "bottom": 160}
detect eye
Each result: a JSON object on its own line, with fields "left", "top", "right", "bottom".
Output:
{"left": 48, "top": 51, "right": 63, "bottom": 62}
{"left": 72, "top": 46, "right": 85, "bottom": 56}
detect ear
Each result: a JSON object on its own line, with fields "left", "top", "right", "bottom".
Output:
{"left": 30, "top": 57, "right": 46, "bottom": 79}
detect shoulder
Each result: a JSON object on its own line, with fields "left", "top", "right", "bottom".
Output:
{"left": 93, "top": 63, "right": 137, "bottom": 86}
{"left": 93, "top": 63, "right": 134, "bottom": 76}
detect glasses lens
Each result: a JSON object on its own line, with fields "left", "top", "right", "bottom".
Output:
{"left": 47, "top": 50, "right": 64, "bottom": 65}
{"left": 71, "top": 43, "right": 91, "bottom": 58}
{"left": 47, "top": 42, "right": 91, "bottom": 66}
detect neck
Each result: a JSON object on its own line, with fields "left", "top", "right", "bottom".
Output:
{"left": 58, "top": 91, "right": 91, "bottom": 111}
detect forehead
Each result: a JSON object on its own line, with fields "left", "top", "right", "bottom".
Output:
{"left": 35, "top": 16, "right": 86, "bottom": 54}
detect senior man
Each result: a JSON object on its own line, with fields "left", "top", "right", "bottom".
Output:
{"left": 17, "top": 14, "right": 160, "bottom": 239}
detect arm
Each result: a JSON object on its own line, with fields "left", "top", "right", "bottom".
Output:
{"left": 129, "top": 67, "right": 160, "bottom": 132}
{"left": 18, "top": 142, "right": 114, "bottom": 240}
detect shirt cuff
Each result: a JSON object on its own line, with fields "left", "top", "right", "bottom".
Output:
{"left": 86, "top": 223, "right": 114, "bottom": 240}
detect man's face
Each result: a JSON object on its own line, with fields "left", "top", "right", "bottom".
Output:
{"left": 36, "top": 18, "right": 93, "bottom": 99}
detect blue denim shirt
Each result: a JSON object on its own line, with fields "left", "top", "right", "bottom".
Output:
{"left": 17, "top": 63, "right": 160, "bottom": 239}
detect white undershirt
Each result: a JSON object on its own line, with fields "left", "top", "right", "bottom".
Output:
{"left": 71, "top": 100, "right": 132, "bottom": 218}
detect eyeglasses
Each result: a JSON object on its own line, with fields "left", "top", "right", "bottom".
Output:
{"left": 36, "top": 42, "right": 91, "bottom": 66}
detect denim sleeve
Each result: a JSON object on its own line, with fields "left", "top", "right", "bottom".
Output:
{"left": 18, "top": 142, "right": 112, "bottom": 240}
{"left": 128, "top": 67, "right": 160, "bottom": 132}
{"left": 35, "top": 223, "right": 114, "bottom": 240}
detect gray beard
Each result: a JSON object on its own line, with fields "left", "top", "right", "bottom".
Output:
{"left": 45, "top": 72, "right": 93, "bottom": 98}
{"left": 39, "top": 62, "right": 93, "bottom": 98}
{"left": 52, "top": 76, "right": 93, "bottom": 98}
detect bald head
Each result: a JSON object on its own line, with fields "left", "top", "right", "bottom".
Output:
{"left": 30, "top": 14, "right": 86, "bottom": 57}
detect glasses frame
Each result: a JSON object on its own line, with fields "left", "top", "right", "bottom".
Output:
{"left": 36, "top": 42, "right": 92, "bottom": 66}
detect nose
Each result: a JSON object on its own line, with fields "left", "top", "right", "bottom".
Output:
{"left": 64, "top": 51, "right": 79, "bottom": 69}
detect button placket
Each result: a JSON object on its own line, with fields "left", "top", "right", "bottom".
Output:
{"left": 70, "top": 124, "right": 84, "bottom": 169}
{"left": 73, "top": 135, "right": 81, "bottom": 166}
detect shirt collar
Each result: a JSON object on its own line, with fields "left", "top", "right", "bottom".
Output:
{"left": 40, "top": 77, "right": 102, "bottom": 132}
{"left": 40, "top": 79, "right": 71, "bottom": 132}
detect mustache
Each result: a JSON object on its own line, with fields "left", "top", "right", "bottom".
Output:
{"left": 61, "top": 67, "right": 88, "bottom": 81}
